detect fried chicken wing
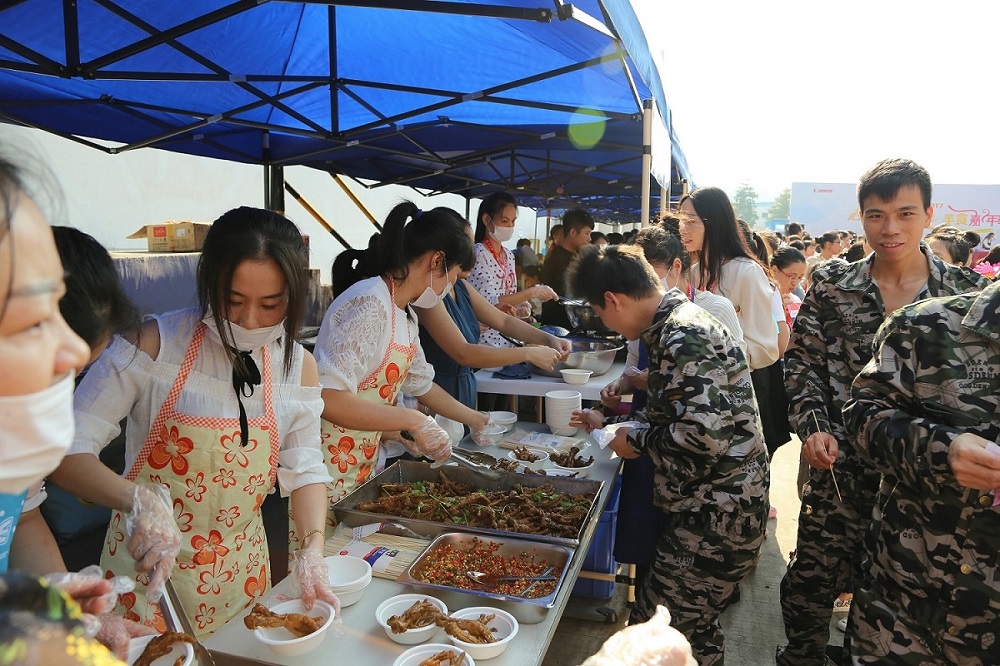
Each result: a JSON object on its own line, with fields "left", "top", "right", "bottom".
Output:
{"left": 244, "top": 603, "right": 324, "bottom": 637}
{"left": 133, "top": 631, "right": 198, "bottom": 666}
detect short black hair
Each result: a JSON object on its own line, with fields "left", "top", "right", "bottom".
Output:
{"left": 562, "top": 209, "right": 595, "bottom": 234}
{"left": 858, "top": 158, "right": 932, "bottom": 211}
{"left": 567, "top": 244, "right": 659, "bottom": 308}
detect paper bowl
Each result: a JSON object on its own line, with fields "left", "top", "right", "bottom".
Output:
{"left": 251, "top": 599, "right": 336, "bottom": 657}
{"left": 507, "top": 447, "right": 549, "bottom": 471}
{"left": 325, "top": 554, "right": 373, "bottom": 607}
{"left": 488, "top": 411, "right": 518, "bottom": 431}
{"left": 127, "top": 634, "right": 194, "bottom": 666}
{"left": 559, "top": 369, "right": 593, "bottom": 385}
{"left": 446, "top": 606, "right": 518, "bottom": 660}
{"left": 376, "top": 594, "right": 448, "bottom": 645}
{"left": 547, "top": 424, "right": 579, "bottom": 436}
{"left": 393, "top": 643, "right": 475, "bottom": 666}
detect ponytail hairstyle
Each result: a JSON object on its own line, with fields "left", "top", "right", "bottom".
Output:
{"left": 680, "top": 186, "right": 761, "bottom": 290}
{"left": 197, "top": 206, "right": 308, "bottom": 378}
{"left": 333, "top": 200, "right": 476, "bottom": 297}
{"left": 927, "top": 225, "right": 980, "bottom": 266}
{"left": 474, "top": 191, "right": 518, "bottom": 243}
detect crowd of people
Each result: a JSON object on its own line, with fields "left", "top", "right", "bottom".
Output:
{"left": 1, "top": 145, "right": 997, "bottom": 666}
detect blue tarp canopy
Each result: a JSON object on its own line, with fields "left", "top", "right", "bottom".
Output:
{"left": 0, "top": 0, "right": 691, "bottom": 211}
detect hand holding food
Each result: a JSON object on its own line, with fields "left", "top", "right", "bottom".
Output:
{"left": 526, "top": 345, "right": 561, "bottom": 370}
{"left": 470, "top": 416, "right": 498, "bottom": 446}
{"left": 94, "top": 612, "right": 158, "bottom": 660}
{"left": 43, "top": 564, "right": 131, "bottom": 616}
{"left": 124, "top": 483, "right": 181, "bottom": 603}
{"left": 570, "top": 408, "right": 602, "bottom": 433}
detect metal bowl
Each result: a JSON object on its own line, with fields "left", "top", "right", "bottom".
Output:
{"left": 559, "top": 299, "right": 614, "bottom": 336}
{"left": 528, "top": 337, "right": 622, "bottom": 378}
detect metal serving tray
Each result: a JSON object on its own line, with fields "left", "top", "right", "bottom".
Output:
{"left": 332, "top": 460, "right": 603, "bottom": 547}
{"left": 397, "top": 532, "right": 573, "bottom": 624}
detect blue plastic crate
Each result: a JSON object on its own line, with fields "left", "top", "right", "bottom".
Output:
{"left": 571, "top": 474, "right": 622, "bottom": 599}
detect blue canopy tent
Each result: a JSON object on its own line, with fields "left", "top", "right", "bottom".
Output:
{"left": 0, "top": 0, "right": 690, "bottom": 226}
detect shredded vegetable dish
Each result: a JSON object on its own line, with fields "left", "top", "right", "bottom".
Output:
{"left": 414, "top": 537, "right": 561, "bottom": 598}
{"left": 355, "top": 471, "right": 594, "bottom": 539}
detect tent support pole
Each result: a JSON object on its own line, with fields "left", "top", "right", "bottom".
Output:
{"left": 332, "top": 173, "right": 381, "bottom": 230}
{"left": 285, "top": 182, "right": 351, "bottom": 249}
{"left": 640, "top": 98, "right": 652, "bottom": 230}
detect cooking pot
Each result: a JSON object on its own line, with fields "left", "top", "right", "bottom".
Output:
{"left": 558, "top": 299, "right": 614, "bottom": 336}
{"left": 527, "top": 337, "right": 622, "bottom": 378}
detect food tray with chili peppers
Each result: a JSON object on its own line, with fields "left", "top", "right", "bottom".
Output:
{"left": 397, "top": 532, "right": 573, "bottom": 623}
{"left": 332, "top": 460, "right": 603, "bottom": 547}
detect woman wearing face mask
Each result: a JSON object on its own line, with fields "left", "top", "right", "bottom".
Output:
{"left": 0, "top": 152, "right": 136, "bottom": 663}
{"left": 50, "top": 207, "right": 338, "bottom": 638}
{"left": 310, "top": 201, "right": 490, "bottom": 537}
{"left": 466, "top": 192, "right": 558, "bottom": 346}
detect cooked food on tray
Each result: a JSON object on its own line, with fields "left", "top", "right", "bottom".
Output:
{"left": 418, "top": 649, "right": 466, "bottom": 666}
{"left": 511, "top": 446, "right": 542, "bottom": 463}
{"left": 439, "top": 613, "right": 498, "bottom": 644}
{"left": 244, "top": 603, "right": 324, "bottom": 638}
{"left": 549, "top": 446, "right": 594, "bottom": 468}
{"left": 490, "top": 458, "right": 520, "bottom": 472}
{"left": 133, "top": 631, "right": 197, "bottom": 666}
{"left": 388, "top": 599, "right": 445, "bottom": 634}
{"left": 354, "top": 472, "right": 594, "bottom": 539}
{"left": 413, "top": 537, "right": 561, "bottom": 598}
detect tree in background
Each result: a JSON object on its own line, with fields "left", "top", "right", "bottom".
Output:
{"left": 767, "top": 188, "right": 791, "bottom": 220}
{"left": 732, "top": 183, "right": 759, "bottom": 226}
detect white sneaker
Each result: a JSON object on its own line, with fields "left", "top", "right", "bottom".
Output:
{"left": 836, "top": 617, "right": 848, "bottom": 632}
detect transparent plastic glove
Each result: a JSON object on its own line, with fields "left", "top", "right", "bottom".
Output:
{"left": 471, "top": 417, "right": 498, "bottom": 446}
{"left": 531, "top": 284, "right": 559, "bottom": 302}
{"left": 124, "top": 484, "right": 181, "bottom": 603}
{"left": 44, "top": 565, "right": 134, "bottom": 615}
{"left": 92, "top": 613, "right": 157, "bottom": 660}
{"left": 290, "top": 548, "right": 342, "bottom": 616}
{"left": 409, "top": 414, "right": 452, "bottom": 462}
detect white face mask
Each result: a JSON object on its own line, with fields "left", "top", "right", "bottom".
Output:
{"left": 412, "top": 270, "right": 452, "bottom": 309}
{"left": 661, "top": 275, "right": 678, "bottom": 292}
{"left": 489, "top": 221, "right": 515, "bottom": 243}
{"left": 203, "top": 315, "right": 286, "bottom": 352}
{"left": 0, "top": 373, "right": 76, "bottom": 495}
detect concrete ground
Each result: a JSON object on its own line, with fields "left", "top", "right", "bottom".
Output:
{"left": 542, "top": 438, "right": 846, "bottom": 665}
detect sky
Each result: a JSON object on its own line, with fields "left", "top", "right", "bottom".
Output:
{"left": 632, "top": 0, "right": 1000, "bottom": 200}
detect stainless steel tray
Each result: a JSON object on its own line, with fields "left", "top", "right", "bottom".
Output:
{"left": 332, "top": 460, "right": 603, "bottom": 547}
{"left": 397, "top": 532, "right": 573, "bottom": 624}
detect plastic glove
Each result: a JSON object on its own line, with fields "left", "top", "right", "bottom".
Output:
{"left": 531, "top": 284, "right": 559, "bottom": 302}
{"left": 408, "top": 414, "right": 453, "bottom": 462}
{"left": 124, "top": 484, "right": 181, "bottom": 603}
{"left": 471, "top": 417, "right": 498, "bottom": 446}
{"left": 92, "top": 612, "right": 158, "bottom": 660}
{"left": 44, "top": 565, "right": 134, "bottom": 616}
{"left": 290, "top": 548, "right": 342, "bottom": 616}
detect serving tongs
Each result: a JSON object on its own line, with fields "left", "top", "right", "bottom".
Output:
{"left": 402, "top": 430, "right": 501, "bottom": 480}
{"left": 158, "top": 579, "right": 216, "bottom": 665}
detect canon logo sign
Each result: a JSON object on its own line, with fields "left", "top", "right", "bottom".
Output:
{"left": 813, "top": 188, "right": 833, "bottom": 193}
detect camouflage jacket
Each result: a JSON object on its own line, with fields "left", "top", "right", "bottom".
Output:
{"left": 844, "top": 280, "right": 1000, "bottom": 640}
{"left": 627, "top": 290, "right": 769, "bottom": 515}
{"left": 785, "top": 245, "right": 985, "bottom": 455}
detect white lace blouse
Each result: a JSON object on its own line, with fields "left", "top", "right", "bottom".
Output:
{"left": 313, "top": 276, "right": 434, "bottom": 397}
{"left": 466, "top": 242, "right": 515, "bottom": 349}
{"left": 70, "top": 309, "right": 331, "bottom": 495}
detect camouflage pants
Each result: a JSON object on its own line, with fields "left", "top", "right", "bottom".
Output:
{"left": 632, "top": 508, "right": 765, "bottom": 666}
{"left": 850, "top": 585, "right": 995, "bottom": 665}
{"left": 777, "top": 463, "right": 874, "bottom": 666}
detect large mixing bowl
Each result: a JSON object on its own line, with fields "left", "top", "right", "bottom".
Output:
{"left": 558, "top": 299, "right": 614, "bottom": 336}
{"left": 528, "top": 337, "right": 622, "bottom": 378}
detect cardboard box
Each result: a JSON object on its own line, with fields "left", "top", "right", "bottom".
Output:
{"left": 127, "top": 221, "right": 210, "bottom": 252}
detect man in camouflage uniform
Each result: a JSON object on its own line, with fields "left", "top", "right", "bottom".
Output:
{"left": 843, "top": 280, "right": 1000, "bottom": 665}
{"left": 570, "top": 244, "right": 769, "bottom": 666}
{"left": 777, "top": 158, "right": 987, "bottom": 666}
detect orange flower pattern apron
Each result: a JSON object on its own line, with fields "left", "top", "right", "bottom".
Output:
{"left": 290, "top": 289, "right": 416, "bottom": 547}
{"left": 101, "top": 323, "right": 280, "bottom": 638}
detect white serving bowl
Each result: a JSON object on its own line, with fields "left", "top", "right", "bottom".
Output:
{"left": 127, "top": 634, "right": 194, "bottom": 666}
{"left": 251, "top": 599, "right": 336, "bottom": 657}
{"left": 549, "top": 450, "right": 594, "bottom": 478}
{"left": 546, "top": 424, "right": 579, "bottom": 436}
{"left": 325, "top": 554, "right": 373, "bottom": 607}
{"left": 487, "top": 411, "right": 518, "bottom": 432}
{"left": 446, "top": 606, "right": 519, "bottom": 661}
{"left": 376, "top": 594, "right": 448, "bottom": 645}
{"left": 559, "top": 368, "right": 593, "bottom": 385}
{"left": 393, "top": 643, "right": 475, "bottom": 666}
{"left": 476, "top": 424, "right": 506, "bottom": 446}
{"left": 507, "top": 447, "right": 549, "bottom": 471}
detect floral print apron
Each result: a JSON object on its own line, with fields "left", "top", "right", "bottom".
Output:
{"left": 290, "top": 289, "right": 416, "bottom": 547}
{"left": 101, "top": 323, "right": 280, "bottom": 638}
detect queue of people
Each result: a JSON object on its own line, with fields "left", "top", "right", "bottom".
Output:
{"left": 2, "top": 143, "right": 998, "bottom": 666}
